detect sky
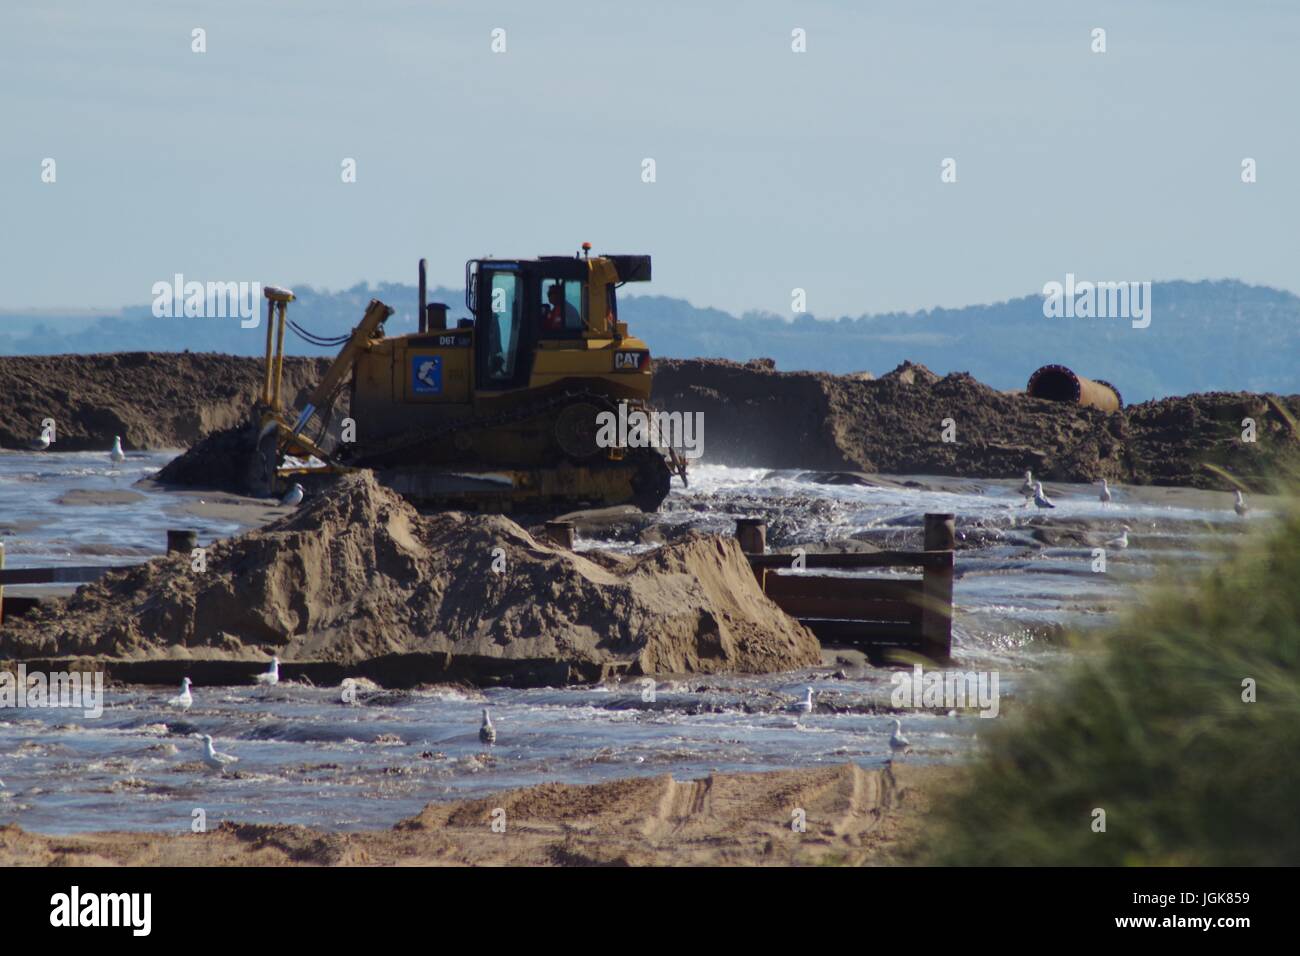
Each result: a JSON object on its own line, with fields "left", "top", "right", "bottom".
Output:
{"left": 2, "top": 0, "right": 1298, "bottom": 318}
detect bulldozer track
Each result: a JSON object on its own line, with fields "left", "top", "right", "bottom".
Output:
{"left": 332, "top": 388, "right": 678, "bottom": 511}
{"left": 344, "top": 388, "right": 652, "bottom": 469}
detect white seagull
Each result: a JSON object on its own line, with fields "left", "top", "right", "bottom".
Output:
{"left": 1234, "top": 490, "right": 1249, "bottom": 518}
{"left": 280, "top": 483, "right": 305, "bottom": 507}
{"left": 889, "top": 718, "right": 911, "bottom": 753}
{"left": 1033, "top": 481, "right": 1056, "bottom": 509}
{"left": 1098, "top": 479, "right": 1112, "bottom": 506}
{"left": 1105, "top": 526, "right": 1130, "bottom": 550}
{"left": 200, "top": 735, "right": 238, "bottom": 771}
{"left": 1018, "top": 469, "right": 1035, "bottom": 498}
{"left": 110, "top": 436, "right": 126, "bottom": 463}
{"left": 255, "top": 656, "right": 280, "bottom": 688}
{"left": 479, "top": 708, "right": 496, "bottom": 745}
{"left": 167, "top": 677, "right": 193, "bottom": 710}
{"left": 795, "top": 686, "right": 814, "bottom": 715}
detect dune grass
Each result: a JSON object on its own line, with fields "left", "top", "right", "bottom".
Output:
{"left": 923, "top": 489, "right": 1300, "bottom": 865}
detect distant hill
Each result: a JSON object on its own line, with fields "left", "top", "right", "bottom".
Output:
{"left": 2, "top": 279, "right": 1296, "bottom": 403}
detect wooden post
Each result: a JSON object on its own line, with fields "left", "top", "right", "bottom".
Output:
{"left": 167, "top": 529, "right": 198, "bottom": 555}
{"left": 544, "top": 521, "right": 575, "bottom": 549}
{"left": 735, "top": 518, "right": 767, "bottom": 555}
{"left": 920, "top": 513, "right": 955, "bottom": 661}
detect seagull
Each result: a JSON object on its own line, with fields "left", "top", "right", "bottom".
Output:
{"left": 200, "top": 735, "right": 238, "bottom": 771}
{"left": 110, "top": 436, "right": 126, "bottom": 463}
{"left": 1098, "top": 479, "right": 1112, "bottom": 506}
{"left": 1018, "top": 469, "right": 1035, "bottom": 498}
{"left": 1104, "top": 526, "right": 1130, "bottom": 550}
{"left": 479, "top": 708, "right": 496, "bottom": 745}
{"left": 280, "top": 483, "right": 304, "bottom": 507}
{"left": 255, "top": 656, "right": 280, "bottom": 688}
{"left": 1234, "top": 490, "right": 1249, "bottom": 518}
{"left": 1033, "top": 481, "right": 1056, "bottom": 509}
{"left": 795, "top": 686, "right": 814, "bottom": 715}
{"left": 167, "top": 677, "right": 193, "bottom": 710}
{"left": 889, "top": 718, "right": 910, "bottom": 753}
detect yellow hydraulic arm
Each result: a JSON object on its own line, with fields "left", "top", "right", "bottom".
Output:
{"left": 259, "top": 290, "right": 394, "bottom": 464}
{"left": 291, "top": 298, "right": 394, "bottom": 431}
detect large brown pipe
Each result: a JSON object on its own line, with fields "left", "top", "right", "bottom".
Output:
{"left": 1026, "top": 365, "right": 1122, "bottom": 411}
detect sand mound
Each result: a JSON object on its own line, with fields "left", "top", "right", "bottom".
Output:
{"left": 0, "top": 353, "right": 331, "bottom": 452}
{"left": 652, "top": 358, "right": 1300, "bottom": 489}
{"left": 1124, "top": 391, "right": 1300, "bottom": 487}
{"left": 651, "top": 357, "right": 1121, "bottom": 477}
{"left": 879, "top": 360, "right": 940, "bottom": 386}
{"left": 0, "top": 472, "right": 818, "bottom": 676}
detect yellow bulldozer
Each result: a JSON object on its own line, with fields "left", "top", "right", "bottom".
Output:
{"left": 251, "top": 245, "right": 687, "bottom": 511}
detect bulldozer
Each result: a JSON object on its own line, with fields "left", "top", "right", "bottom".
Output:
{"left": 250, "top": 245, "right": 686, "bottom": 512}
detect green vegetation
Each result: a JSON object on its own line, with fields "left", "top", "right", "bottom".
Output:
{"left": 925, "top": 490, "right": 1300, "bottom": 865}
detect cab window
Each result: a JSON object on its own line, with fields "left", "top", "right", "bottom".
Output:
{"left": 540, "top": 279, "right": 585, "bottom": 335}
{"left": 484, "top": 270, "right": 522, "bottom": 382}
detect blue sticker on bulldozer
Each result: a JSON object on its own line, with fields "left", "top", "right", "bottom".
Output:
{"left": 412, "top": 355, "right": 443, "bottom": 394}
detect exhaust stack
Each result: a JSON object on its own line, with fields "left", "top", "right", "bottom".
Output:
{"left": 418, "top": 259, "right": 428, "bottom": 333}
{"left": 417, "top": 258, "right": 448, "bottom": 332}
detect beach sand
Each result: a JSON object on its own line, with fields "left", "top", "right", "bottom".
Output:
{"left": 0, "top": 762, "right": 953, "bottom": 867}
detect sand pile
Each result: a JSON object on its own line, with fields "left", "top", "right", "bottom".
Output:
{"left": 0, "top": 353, "right": 331, "bottom": 451}
{"left": 652, "top": 358, "right": 1300, "bottom": 490}
{"left": 651, "top": 358, "right": 850, "bottom": 471}
{"left": 878, "top": 360, "right": 940, "bottom": 386}
{"left": 652, "top": 357, "right": 1127, "bottom": 478}
{"left": 0, "top": 472, "right": 818, "bottom": 676}
{"left": 1124, "top": 391, "right": 1300, "bottom": 487}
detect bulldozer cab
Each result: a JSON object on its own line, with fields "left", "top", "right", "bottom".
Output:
{"left": 466, "top": 253, "right": 644, "bottom": 392}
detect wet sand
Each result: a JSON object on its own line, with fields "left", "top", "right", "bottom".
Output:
{"left": 0, "top": 762, "right": 950, "bottom": 866}
{"left": 153, "top": 482, "right": 296, "bottom": 532}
